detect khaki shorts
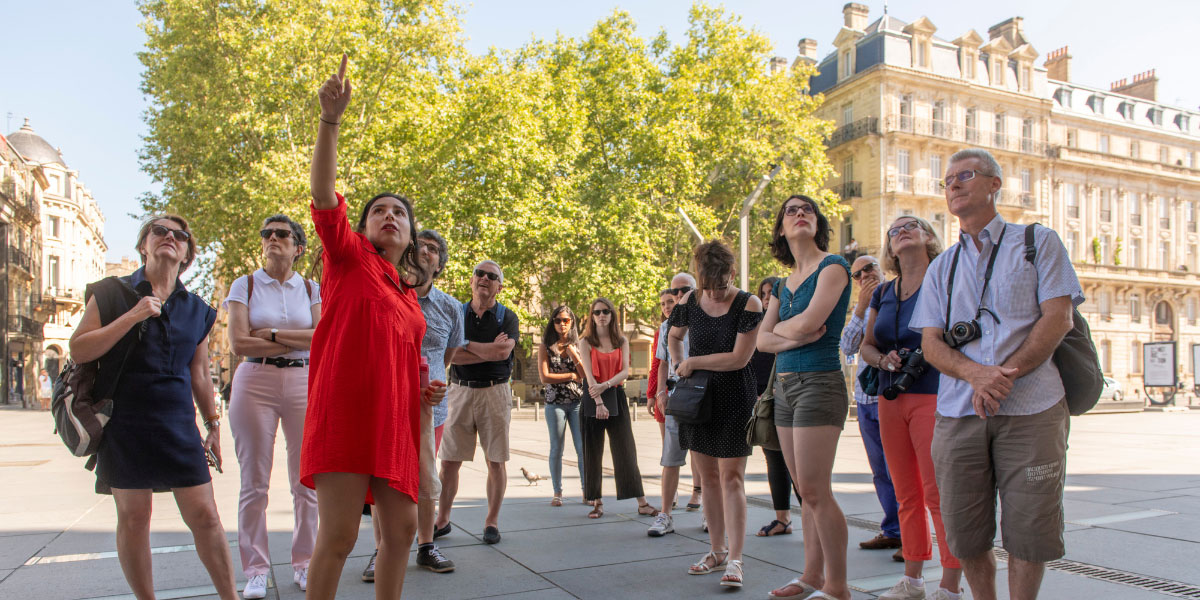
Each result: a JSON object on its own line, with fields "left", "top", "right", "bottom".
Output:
{"left": 931, "top": 400, "right": 1070, "bottom": 563}
{"left": 773, "top": 370, "right": 848, "bottom": 429}
{"left": 438, "top": 383, "right": 511, "bottom": 463}
{"left": 417, "top": 403, "right": 441, "bottom": 501}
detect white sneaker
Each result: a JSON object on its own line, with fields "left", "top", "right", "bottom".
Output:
{"left": 647, "top": 512, "right": 674, "bottom": 537}
{"left": 242, "top": 574, "right": 268, "bottom": 599}
{"left": 929, "top": 588, "right": 966, "bottom": 600}
{"left": 878, "top": 577, "right": 926, "bottom": 600}
{"left": 293, "top": 567, "right": 308, "bottom": 591}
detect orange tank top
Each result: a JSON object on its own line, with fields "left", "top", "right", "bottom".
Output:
{"left": 590, "top": 346, "right": 622, "bottom": 382}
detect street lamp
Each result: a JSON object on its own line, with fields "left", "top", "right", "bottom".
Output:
{"left": 676, "top": 207, "right": 704, "bottom": 244}
{"left": 739, "top": 164, "right": 783, "bottom": 290}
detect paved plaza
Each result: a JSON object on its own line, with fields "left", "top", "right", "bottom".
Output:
{"left": 1, "top": 406, "right": 1198, "bottom": 599}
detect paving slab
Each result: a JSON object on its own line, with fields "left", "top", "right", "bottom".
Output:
{"left": 1122, "top": 494, "right": 1200, "bottom": 515}
{"left": 0, "top": 551, "right": 221, "bottom": 600}
{"left": 1063, "top": 527, "right": 1200, "bottom": 585}
{"left": 0, "top": 532, "right": 54, "bottom": 569}
{"left": 1095, "top": 512, "right": 1200, "bottom": 543}
{"left": 997, "top": 565, "right": 1177, "bottom": 599}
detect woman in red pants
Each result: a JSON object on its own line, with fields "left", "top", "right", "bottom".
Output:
{"left": 302, "top": 54, "right": 444, "bottom": 600}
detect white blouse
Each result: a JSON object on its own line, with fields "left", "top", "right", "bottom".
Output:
{"left": 223, "top": 269, "right": 321, "bottom": 360}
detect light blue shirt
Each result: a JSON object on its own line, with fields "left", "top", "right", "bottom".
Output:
{"left": 418, "top": 285, "right": 467, "bottom": 427}
{"left": 840, "top": 308, "right": 875, "bottom": 405}
{"left": 656, "top": 321, "right": 688, "bottom": 378}
{"left": 909, "top": 215, "right": 1083, "bottom": 418}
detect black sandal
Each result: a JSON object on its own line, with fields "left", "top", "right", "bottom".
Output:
{"left": 756, "top": 519, "right": 792, "bottom": 537}
{"left": 686, "top": 485, "right": 702, "bottom": 512}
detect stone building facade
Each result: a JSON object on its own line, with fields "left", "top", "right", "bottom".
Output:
{"left": 802, "top": 4, "right": 1200, "bottom": 403}
{"left": 0, "top": 125, "right": 46, "bottom": 407}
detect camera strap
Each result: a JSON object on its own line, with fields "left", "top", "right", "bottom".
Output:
{"left": 944, "top": 225, "right": 1007, "bottom": 332}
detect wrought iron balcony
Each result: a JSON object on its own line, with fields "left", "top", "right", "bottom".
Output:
{"left": 7, "top": 315, "right": 43, "bottom": 338}
{"left": 827, "top": 117, "right": 879, "bottom": 147}
{"left": 836, "top": 181, "right": 862, "bottom": 199}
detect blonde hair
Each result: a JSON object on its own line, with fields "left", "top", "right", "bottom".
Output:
{"left": 882, "top": 215, "right": 942, "bottom": 275}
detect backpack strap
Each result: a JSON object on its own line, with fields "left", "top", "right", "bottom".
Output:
{"left": 303, "top": 278, "right": 313, "bottom": 299}
{"left": 1024, "top": 222, "right": 1040, "bottom": 265}
{"left": 245, "top": 274, "right": 254, "bottom": 323}
{"left": 463, "top": 300, "right": 505, "bottom": 325}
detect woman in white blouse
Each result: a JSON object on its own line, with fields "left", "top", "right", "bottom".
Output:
{"left": 223, "top": 215, "right": 322, "bottom": 598}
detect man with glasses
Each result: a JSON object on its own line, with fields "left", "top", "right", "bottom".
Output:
{"left": 361, "top": 230, "right": 465, "bottom": 580}
{"left": 646, "top": 272, "right": 703, "bottom": 537}
{"left": 435, "top": 260, "right": 520, "bottom": 547}
{"left": 839, "top": 254, "right": 903, "bottom": 559}
{"left": 912, "top": 148, "right": 1081, "bottom": 600}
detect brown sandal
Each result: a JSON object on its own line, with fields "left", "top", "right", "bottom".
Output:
{"left": 637, "top": 502, "right": 660, "bottom": 516}
{"left": 588, "top": 502, "right": 604, "bottom": 518}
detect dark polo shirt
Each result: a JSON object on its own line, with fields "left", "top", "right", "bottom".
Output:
{"left": 451, "top": 300, "right": 520, "bottom": 383}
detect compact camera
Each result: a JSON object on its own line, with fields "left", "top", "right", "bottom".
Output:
{"left": 881, "top": 348, "right": 929, "bottom": 400}
{"left": 942, "top": 319, "right": 982, "bottom": 349}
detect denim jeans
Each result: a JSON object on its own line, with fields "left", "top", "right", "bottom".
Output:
{"left": 545, "top": 402, "right": 585, "bottom": 495}
{"left": 857, "top": 401, "right": 901, "bottom": 539}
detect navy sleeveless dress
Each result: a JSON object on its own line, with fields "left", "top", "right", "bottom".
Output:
{"left": 92, "top": 267, "right": 217, "bottom": 494}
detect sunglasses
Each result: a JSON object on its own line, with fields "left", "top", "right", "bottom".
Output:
{"left": 887, "top": 221, "right": 921, "bottom": 238}
{"left": 942, "top": 169, "right": 992, "bottom": 188}
{"left": 667, "top": 286, "right": 692, "bottom": 295}
{"left": 150, "top": 223, "right": 191, "bottom": 242}
{"left": 783, "top": 203, "right": 816, "bottom": 217}
{"left": 553, "top": 317, "right": 573, "bottom": 325}
{"left": 474, "top": 268, "right": 501, "bottom": 281}
{"left": 592, "top": 309, "right": 613, "bottom": 316}
{"left": 851, "top": 262, "right": 878, "bottom": 280}
{"left": 260, "top": 228, "right": 294, "bottom": 241}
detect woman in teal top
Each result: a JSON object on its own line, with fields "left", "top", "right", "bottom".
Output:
{"left": 757, "top": 194, "right": 852, "bottom": 600}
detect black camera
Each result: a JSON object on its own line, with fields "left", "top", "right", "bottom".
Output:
{"left": 942, "top": 319, "right": 982, "bottom": 349}
{"left": 881, "top": 348, "right": 929, "bottom": 400}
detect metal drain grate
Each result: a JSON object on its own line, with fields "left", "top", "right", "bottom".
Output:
{"left": 994, "top": 548, "right": 1200, "bottom": 598}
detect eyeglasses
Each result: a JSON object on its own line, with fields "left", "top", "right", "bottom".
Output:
{"left": 259, "top": 228, "right": 294, "bottom": 241}
{"left": 667, "top": 286, "right": 692, "bottom": 295}
{"left": 592, "top": 309, "right": 613, "bottom": 316}
{"left": 474, "top": 268, "right": 501, "bottom": 282}
{"left": 783, "top": 203, "right": 816, "bottom": 217}
{"left": 150, "top": 223, "right": 191, "bottom": 242}
{"left": 851, "top": 262, "right": 878, "bottom": 280}
{"left": 553, "top": 317, "right": 572, "bottom": 325}
{"left": 942, "top": 169, "right": 992, "bottom": 188}
{"left": 887, "top": 221, "right": 921, "bottom": 238}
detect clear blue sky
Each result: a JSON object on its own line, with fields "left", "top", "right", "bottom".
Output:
{"left": 1, "top": 1, "right": 1196, "bottom": 262}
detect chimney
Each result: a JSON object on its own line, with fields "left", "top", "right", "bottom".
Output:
{"left": 1111, "top": 70, "right": 1158, "bottom": 101}
{"left": 797, "top": 38, "right": 820, "bottom": 63}
{"left": 843, "top": 3, "right": 869, "bottom": 31}
{"left": 770, "top": 56, "right": 789, "bottom": 74}
{"left": 987, "top": 16, "right": 1025, "bottom": 46}
{"left": 1044, "top": 46, "right": 1071, "bottom": 82}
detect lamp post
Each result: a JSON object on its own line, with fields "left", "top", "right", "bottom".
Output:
{"left": 676, "top": 207, "right": 704, "bottom": 243}
{"left": 739, "top": 165, "right": 783, "bottom": 290}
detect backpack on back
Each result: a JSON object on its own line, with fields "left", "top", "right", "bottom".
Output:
{"left": 1024, "top": 223, "right": 1104, "bottom": 416}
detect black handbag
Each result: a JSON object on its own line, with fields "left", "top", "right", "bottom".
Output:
{"left": 857, "top": 365, "right": 880, "bottom": 397}
{"left": 666, "top": 370, "right": 714, "bottom": 424}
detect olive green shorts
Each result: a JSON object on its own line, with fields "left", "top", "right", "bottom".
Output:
{"left": 773, "top": 370, "right": 848, "bottom": 429}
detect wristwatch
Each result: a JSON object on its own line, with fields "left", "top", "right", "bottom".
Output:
{"left": 270, "top": 328, "right": 279, "bottom": 342}
{"left": 203, "top": 417, "right": 221, "bottom": 432}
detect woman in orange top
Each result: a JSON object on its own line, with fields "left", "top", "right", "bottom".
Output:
{"left": 303, "top": 54, "right": 445, "bottom": 600}
{"left": 577, "top": 297, "right": 658, "bottom": 519}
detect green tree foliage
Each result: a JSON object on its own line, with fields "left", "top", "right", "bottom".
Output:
{"left": 138, "top": 1, "right": 836, "bottom": 324}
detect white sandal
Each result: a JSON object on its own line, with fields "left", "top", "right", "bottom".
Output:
{"left": 720, "top": 559, "right": 743, "bottom": 587}
{"left": 767, "top": 578, "right": 818, "bottom": 599}
{"left": 687, "top": 550, "right": 728, "bottom": 575}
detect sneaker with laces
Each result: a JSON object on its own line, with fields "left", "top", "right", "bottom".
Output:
{"left": 243, "top": 574, "right": 268, "bottom": 599}
{"left": 416, "top": 545, "right": 456, "bottom": 573}
{"left": 361, "top": 550, "right": 377, "bottom": 583}
{"left": 878, "top": 577, "right": 926, "bottom": 600}
{"left": 701, "top": 517, "right": 708, "bottom": 533}
{"left": 929, "top": 588, "right": 966, "bottom": 600}
{"left": 647, "top": 512, "right": 674, "bottom": 537}
{"left": 293, "top": 567, "right": 307, "bottom": 591}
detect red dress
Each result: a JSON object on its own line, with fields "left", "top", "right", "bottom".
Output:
{"left": 647, "top": 333, "right": 665, "bottom": 423}
{"left": 301, "top": 194, "right": 426, "bottom": 503}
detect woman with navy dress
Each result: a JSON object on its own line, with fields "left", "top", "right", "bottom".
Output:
{"left": 70, "top": 214, "right": 236, "bottom": 599}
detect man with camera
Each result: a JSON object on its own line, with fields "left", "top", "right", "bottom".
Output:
{"left": 911, "top": 149, "right": 1082, "bottom": 600}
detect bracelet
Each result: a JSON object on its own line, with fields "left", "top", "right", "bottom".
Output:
{"left": 203, "top": 417, "right": 220, "bottom": 432}
{"left": 319, "top": 116, "right": 341, "bottom": 126}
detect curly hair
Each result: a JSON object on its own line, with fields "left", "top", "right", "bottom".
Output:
{"left": 881, "top": 215, "right": 943, "bottom": 276}
{"left": 770, "top": 195, "right": 831, "bottom": 267}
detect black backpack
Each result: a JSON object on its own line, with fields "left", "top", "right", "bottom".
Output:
{"left": 1024, "top": 224, "right": 1104, "bottom": 415}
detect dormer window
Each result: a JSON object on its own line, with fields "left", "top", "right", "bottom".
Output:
{"left": 993, "top": 58, "right": 1005, "bottom": 85}
{"left": 963, "top": 52, "right": 976, "bottom": 79}
{"left": 1119, "top": 101, "right": 1137, "bottom": 121}
{"left": 841, "top": 49, "right": 854, "bottom": 79}
{"left": 1175, "top": 114, "right": 1191, "bottom": 131}
{"left": 1087, "top": 94, "right": 1105, "bottom": 113}
{"left": 1147, "top": 108, "right": 1163, "bottom": 126}
{"left": 1054, "top": 88, "right": 1072, "bottom": 107}
{"left": 916, "top": 40, "right": 929, "bottom": 68}
{"left": 1020, "top": 66, "right": 1031, "bottom": 91}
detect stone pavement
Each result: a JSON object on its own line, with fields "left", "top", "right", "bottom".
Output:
{"left": 1, "top": 406, "right": 1199, "bottom": 599}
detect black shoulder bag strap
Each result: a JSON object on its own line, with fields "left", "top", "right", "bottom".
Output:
{"left": 944, "top": 246, "right": 964, "bottom": 334}
{"left": 1024, "top": 223, "right": 1040, "bottom": 265}
{"left": 84, "top": 278, "right": 145, "bottom": 471}
{"left": 944, "top": 226, "right": 1008, "bottom": 331}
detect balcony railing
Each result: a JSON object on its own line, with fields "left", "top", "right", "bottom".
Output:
{"left": 1161, "top": 218, "right": 1171, "bottom": 229}
{"left": 836, "top": 181, "right": 862, "bottom": 199}
{"left": 966, "top": 127, "right": 980, "bottom": 143}
{"left": 1020, "top": 193, "right": 1035, "bottom": 208}
{"left": 1067, "top": 206, "right": 1080, "bottom": 218}
{"left": 45, "top": 287, "right": 84, "bottom": 301}
{"left": 897, "top": 174, "right": 914, "bottom": 192}
{"left": 827, "top": 117, "right": 879, "bottom": 147}
{"left": 7, "top": 315, "right": 43, "bottom": 338}
{"left": 1100, "top": 210, "right": 1112, "bottom": 222}
{"left": 1131, "top": 214, "right": 1142, "bottom": 226}
{"left": 993, "top": 133, "right": 1007, "bottom": 148}
{"left": 6, "top": 246, "right": 33, "bottom": 274}
{"left": 883, "top": 117, "right": 1045, "bottom": 156}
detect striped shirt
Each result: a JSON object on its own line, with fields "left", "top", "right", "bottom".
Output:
{"left": 839, "top": 308, "right": 876, "bottom": 405}
{"left": 909, "top": 214, "right": 1083, "bottom": 418}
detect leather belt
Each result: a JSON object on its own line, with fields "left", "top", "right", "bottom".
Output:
{"left": 246, "top": 357, "right": 309, "bottom": 368}
{"left": 449, "top": 377, "right": 508, "bottom": 389}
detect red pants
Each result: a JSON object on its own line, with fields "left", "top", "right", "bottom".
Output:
{"left": 879, "top": 393, "right": 961, "bottom": 569}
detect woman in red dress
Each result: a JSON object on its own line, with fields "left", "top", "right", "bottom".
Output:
{"left": 303, "top": 54, "right": 444, "bottom": 600}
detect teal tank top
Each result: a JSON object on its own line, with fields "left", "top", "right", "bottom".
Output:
{"left": 773, "top": 254, "right": 851, "bottom": 373}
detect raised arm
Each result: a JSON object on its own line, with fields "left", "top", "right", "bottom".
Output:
{"left": 311, "top": 54, "right": 350, "bottom": 210}
{"left": 773, "top": 264, "right": 849, "bottom": 339}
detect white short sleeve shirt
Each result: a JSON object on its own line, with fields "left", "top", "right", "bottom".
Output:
{"left": 223, "top": 269, "right": 321, "bottom": 360}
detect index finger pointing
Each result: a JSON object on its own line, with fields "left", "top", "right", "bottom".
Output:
{"left": 337, "top": 53, "right": 348, "bottom": 79}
